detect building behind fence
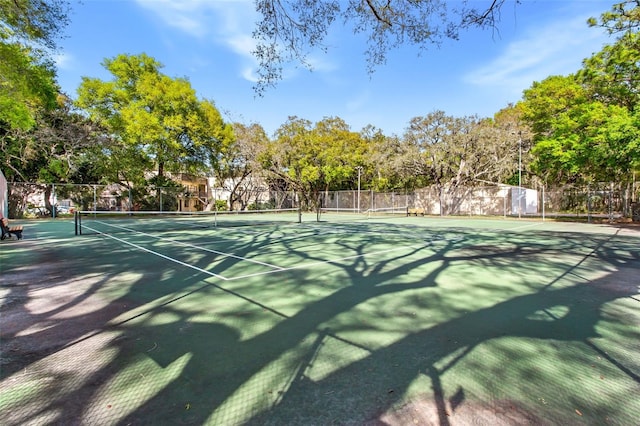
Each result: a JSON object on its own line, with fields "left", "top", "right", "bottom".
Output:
{"left": 322, "top": 182, "right": 638, "bottom": 220}
{"left": 5, "top": 181, "right": 297, "bottom": 218}
{"left": 5, "top": 179, "right": 639, "bottom": 221}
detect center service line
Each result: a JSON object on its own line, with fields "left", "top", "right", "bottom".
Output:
{"left": 81, "top": 224, "right": 230, "bottom": 280}
{"left": 93, "top": 220, "right": 285, "bottom": 270}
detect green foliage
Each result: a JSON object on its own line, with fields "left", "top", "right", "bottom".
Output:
{"left": 264, "top": 116, "right": 367, "bottom": 210}
{"left": 0, "top": 0, "right": 69, "bottom": 132}
{"left": 588, "top": 0, "right": 640, "bottom": 35}
{"left": 524, "top": 79, "right": 639, "bottom": 184}
{"left": 521, "top": 2, "right": 640, "bottom": 186}
{"left": 399, "top": 111, "right": 521, "bottom": 191}
{"left": 519, "top": 75, "right": 587, "bottom": 140}
{"left": 76, "top": 53, "right": 234, "bottom": 185}
{"left": 0, "top": 42, "right": 58, "bottom": 130}
{"left": 0, "top": 0, "right": 70, "bottom": 50}
{"left": 214, "top": 199, "right": 228, "bottom": 211}
{"left": 247, "top": 200, "right": 275, "bottom": 210}
{"left": 580, "top": 31, "right": 640, "bottom": 110}
{"left": 215, "top": 122, "right": 268, "bottom": 210}
{"left": 1, "top": 96, "right": 107, "bottom": 183}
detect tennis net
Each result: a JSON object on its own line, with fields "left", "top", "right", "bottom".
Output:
{"left": 317, "top": 206, "right": 408, "bottom": 222}
{"left": 74, "top": 208, "right": 301, "bottom": 235}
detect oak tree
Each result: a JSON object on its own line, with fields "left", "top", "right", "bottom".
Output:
{"left": 216, "top": 122, "right": 271, "bottom": 210}
{"left": 263, "top": 116, "right": 367, "bottom": 213}
{"left": 76, "top": 53, "right": 234, "bottom": 189}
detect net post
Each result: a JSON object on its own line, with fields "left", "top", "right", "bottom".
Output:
{"left": 52, "top": 184, "right": 56, "bottom": 219}
{"left": 74, "top": 211, "right": 80, "bottom": 235}
{"left": 297, "top": 206, "right": 302, "bottom": 223}
{"left": 214, "top": 187, "right": 218, "bottom": 228}
{"left": 542, "top": 185, "right": 546, "bottom": 221}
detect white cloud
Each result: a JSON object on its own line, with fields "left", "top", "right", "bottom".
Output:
{"left": 134, "top": 0, "right": 341, "bottom": 84}
{"left": 464, "top": 13, "right": 609, "bottom": 95}
{"left": 346, "top": 90, "right": 371, "bottom": 112}
{"left": 226, "top": 34, "right": 257, "bottom": 59}
{"left": 241, "top": 66, "right": 259, "bottom": 83}
{"left": 135, "top": 0, "right": 211, "bottom": 37}
{"left": 53, "top": 52, "right": 74, "bottom": 70}
{"left": 306, "top": 54, "right": 338, "bottom": 73}
{"left": 134, "top": 0, "right": 257, "bottom": 41}
{"left": 135, "top": 0, "right": 262, "bottom": 81}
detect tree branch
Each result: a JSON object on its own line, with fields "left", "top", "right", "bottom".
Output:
{"left": 365, "top": 0, "right": 392, "bottom": 27}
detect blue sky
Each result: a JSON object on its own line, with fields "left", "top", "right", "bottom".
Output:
{"left": 55, "top": 0, "right": 614, "bottom": 137}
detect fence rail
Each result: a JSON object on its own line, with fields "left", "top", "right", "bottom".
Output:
{"left": 5, "top": 181, "right": 639, "bottom": 221}
{"left": 5, "top": 182, "right": 297, "bottom": 219}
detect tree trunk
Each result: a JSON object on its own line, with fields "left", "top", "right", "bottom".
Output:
{"left": 44, "top": 185, "right": 54, "bottom": 217}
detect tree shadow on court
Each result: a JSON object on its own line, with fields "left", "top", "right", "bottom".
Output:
{"left": 248, "top": 266, "right": 640, "bottom": 425}
{"left": 241, "top": 226, "right": 640, "bottom": 424}
{"left": 1, "top": 225, "right": 639, "bottom": 425}
{"left": 0, "top": 233, "right": 256, "bottom": 425}
{"left": 107, "top": 226, "right": 639, "bottom": 425}
{"left": 0, "top": 230, "right": 250, "bottom": 379}
{"left": 0, "top": 241, "right": 137, "bottom": 379}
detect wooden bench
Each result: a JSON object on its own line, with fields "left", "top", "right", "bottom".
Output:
{"left": 1, "top": 218, "right": 23, "bottom": 240}
{"left": 407, "top": 208, "right": 425, "bottom": 216}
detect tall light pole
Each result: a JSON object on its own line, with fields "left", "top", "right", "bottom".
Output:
{"left": 518, "top": 131, "right": 522, "bottom": 219}
{"left": 356, "top": 166, "right": 362, "bottom": 213}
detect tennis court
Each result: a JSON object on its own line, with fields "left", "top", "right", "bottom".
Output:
{"left": 1, "top": 213, "right": 639, "bottom": 425}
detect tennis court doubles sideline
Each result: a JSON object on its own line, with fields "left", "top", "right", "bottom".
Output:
{"left": 80, "top": 220, "right": 431, "bottom": 283}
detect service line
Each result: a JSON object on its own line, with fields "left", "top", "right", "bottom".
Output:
{"left": 84, "top": 223, "right": 432, "bottom": 284}
{"left": 81, "top": 224, "right": 230, "bottom": 280}
{"left": 91, "top": 220, "right": 285, "bottom": 270}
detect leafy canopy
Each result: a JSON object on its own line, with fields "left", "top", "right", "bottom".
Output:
{"left": 0, "top": 0, "right": 70, "bottom": 49}
{"left": 263, "top": 116, "right": 367, "bottom": 209}
{"left": 252, "top": 0, "right": 514, "bottom": 93}
{"left": 520, "top": 1, "right": 640, "bottom": 185}
{"left": 76, "top": 53, "right": 234, "bottom": 184}
{"left": 0, "top": 0, "right": 69, "bottom": 130}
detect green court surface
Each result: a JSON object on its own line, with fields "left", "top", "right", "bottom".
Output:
{"left": 1, "top": 215, "right": 639, "bottom": 425}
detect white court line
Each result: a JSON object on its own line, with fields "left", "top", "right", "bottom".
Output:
{"left": 83, "top": 223, "right": 431, "bottom": 283}
{"left": 91, "top": 220, "right": 285, "bottom": 270}
{"left": 228, "top": 244, "right": 425, "bottom": 281}
{"left": 82, "top": 224, "right": 229, "bottom": 280}
{"left": 508, "top": 222, "right": 544, "bottom": 231}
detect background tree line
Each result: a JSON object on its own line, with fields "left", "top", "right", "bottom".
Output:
{"left": 1, "top": 1, "right": 639, "bottom": 217}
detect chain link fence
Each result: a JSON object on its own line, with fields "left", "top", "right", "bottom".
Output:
{"left": 5, "top": 181, "right": 639, "bottom": 221}
{"left": 320, "top": 187, "right": 524, "bottom": 217}
{"left": 320, "top": 189, "right": 409, "bottom": 213}
{"left": 320, "top": 182, "right": 639, "bottom": 221}
{"left": 410, "top": 186, "right": 514, "bottom": 216}
{"left": 5, "top": 182, "right": 298, "bottom": 219}
{"left": 542, "top": 183, "right": 638, "bottom": 221}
